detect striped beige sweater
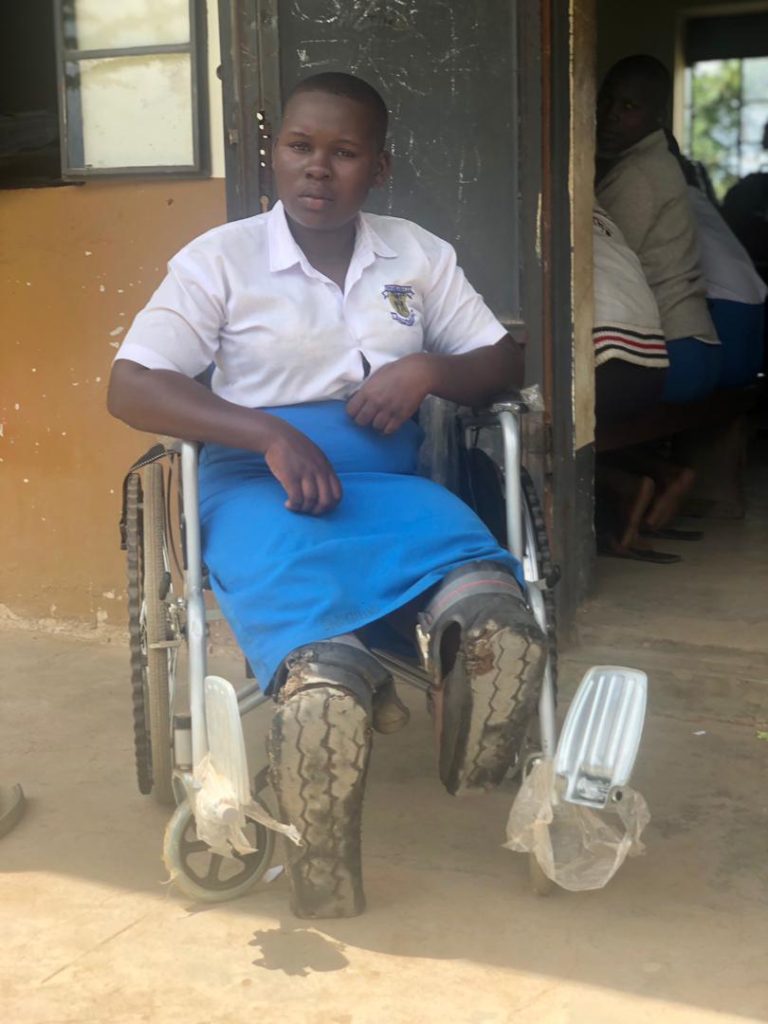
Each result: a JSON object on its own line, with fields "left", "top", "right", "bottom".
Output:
{"left": 597, "top": 130, "right": 719, "bottom": 345}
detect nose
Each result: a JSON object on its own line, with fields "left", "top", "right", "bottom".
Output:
{"left": 305, "top": 151, "right": 332, "bottom": 179}
{"left": 605, "top": 99, "right": 621, "bottom": 125}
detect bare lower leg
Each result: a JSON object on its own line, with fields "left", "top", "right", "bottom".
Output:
{"left": 617, "top": 452, "right": 697, "bottom": 532}
{"left": 596, "top": 466, "right": 656, "bottom": 552}
{"left": 643, "top": 466, "right": 696, "bottom": 530}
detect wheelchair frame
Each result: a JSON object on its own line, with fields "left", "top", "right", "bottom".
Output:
{"left": 176, "top": 396, "right": 557, "bottom": 769}
{"left": 124, "top": 394, "right": 624, "bottom": 901}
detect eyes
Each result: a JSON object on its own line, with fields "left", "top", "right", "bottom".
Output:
{"left": 599, "top": 95, "right": 641, "bottom": 115}
{"left": 287, "top": 141, "right": 358, "bottom": 158}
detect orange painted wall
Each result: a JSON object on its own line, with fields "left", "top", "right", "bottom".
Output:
{"left": 1, "top": 178, "right": 226, "bottom": 623}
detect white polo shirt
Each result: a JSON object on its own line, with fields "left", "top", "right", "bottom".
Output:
{"left": 115, "top": 201, "right": 506, "bottom": 408}
{"left": 687, "top": 186, "right": 768, "bottom": 306}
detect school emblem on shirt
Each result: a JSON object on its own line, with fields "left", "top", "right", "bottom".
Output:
{"left": 382, "top": 284, "right": 415, "bottom": 326}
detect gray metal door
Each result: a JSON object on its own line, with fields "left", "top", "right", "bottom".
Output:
{"left": 218, "top": 0, "right": 591, "bottom": 628}
{"left": 221, "top": 0, "right": 524, "bottom": 323}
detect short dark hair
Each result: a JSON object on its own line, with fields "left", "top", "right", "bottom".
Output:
{"left": 285, "top": 72, "right": 389, "bottom": 149}
{"left": 604, "top": 54, "right": 672, "bottom": 114}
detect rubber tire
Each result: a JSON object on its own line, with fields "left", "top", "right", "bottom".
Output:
{"left": 520, "top": 467, "right": 558, "bottom": 693}
{"left": 268, "top": 686, "right": 372, "bottom": 919}
{"left": 142, "top": 463, "right": 175, "bottom": 806}
{"left": 126, "top": 474, "right": 153, "bottom": 796}
{"left": 163, "top": 799, "right": 275, "bottom": 903}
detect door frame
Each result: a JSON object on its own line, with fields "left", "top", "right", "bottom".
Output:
{"left": 217, "top": 0, "right": 594, "bottom": 632}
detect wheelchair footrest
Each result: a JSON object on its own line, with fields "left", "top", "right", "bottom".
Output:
{"left": 554, "top": 666, "right": 647, "bottom": 809}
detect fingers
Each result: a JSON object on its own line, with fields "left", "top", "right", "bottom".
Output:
{"left": 346, "top": 395, "right": 406, "bottom": 434}
{"left": 265, "top": 430, "right": 342, "bottom": 515}
{"left": 282, "top": 475, "right": 305, "bottom": 512}
{"left": 345, "top": 389, "right": 364, "bottom": 420}
{"left": 300, "top": 474, "right": 318, "bottom": 512}
{"left": 313, "top": 470, "right": 342, "bottom": 515}
{"left": 284, "top": 468, "right": 342, "bottom": 516}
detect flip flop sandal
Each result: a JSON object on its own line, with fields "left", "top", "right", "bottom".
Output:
{"left": 640, "top": 527, "right": 703, "bottom": 542}
{"left": 597, "top": 540, "right": 682, "bottom": 564}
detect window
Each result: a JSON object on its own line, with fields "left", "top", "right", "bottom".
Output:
{"left": 684, "top": 57, "right": 768, "bottom": 199}
{"left": 0, "top": 1, "right": 209, "bottom": 187}
{"left": 55, "top": 0, "right": 209, "bottom": 177}
{"left": 683, "top": 11, "right": 768, "bottom": 200}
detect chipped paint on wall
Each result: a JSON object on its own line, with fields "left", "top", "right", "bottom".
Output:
{"left": 2, "top": 177, "right": 226, "bottom": 623}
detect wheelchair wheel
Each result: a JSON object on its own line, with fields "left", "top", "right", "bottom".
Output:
{"left": 163, "top": 799, "right": 276, "bottom": 903}
{"left": 520, "top": 466, "right": 558, "bottom": 688}
{"left": 125, "top": 464, "right": 175, "bottom": 805}
{"left": 459, "top": 449, "right": 558, "bottom": 687}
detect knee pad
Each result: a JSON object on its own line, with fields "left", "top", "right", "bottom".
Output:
{"left": 416, "top": 560, "right": 542, "bottom": 679}
{"left": 275, "top": 639, "right": 392, "bottom": 715}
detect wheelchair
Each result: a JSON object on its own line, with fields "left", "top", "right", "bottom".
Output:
{"left": 121, "top": 393, "right": 644, "bottom": 901}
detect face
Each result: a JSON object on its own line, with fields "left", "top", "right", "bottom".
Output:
{"left": 272, "top": 91, "right": 391, "bottom": 233}
{"left": 597, "top": 74, "right": 661, "bottom": 156}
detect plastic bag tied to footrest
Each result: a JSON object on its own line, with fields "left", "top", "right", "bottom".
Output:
{"left": 182, "top": 755, "right": 301, "bottom": 858}
{"left": 504, "top": 759, "right": 650, "bottom": 891}
{"left": 180, "top": 675, "right": 301, "bottom": 859}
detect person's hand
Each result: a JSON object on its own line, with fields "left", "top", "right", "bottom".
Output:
{"left": 346, "top": 353, "right": 435, "bottom": 434}
{"left": 263, "top": 421, "right": 342, "bottom": 515}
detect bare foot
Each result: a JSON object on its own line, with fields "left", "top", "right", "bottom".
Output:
{"left": 618, "top": 474, "right": 656, "bottom": 548}
{"left": 597, "top": 465, "right": 656, "bottom": 550}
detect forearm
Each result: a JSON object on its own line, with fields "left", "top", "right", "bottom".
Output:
{"left": 107, "top": 360, "right": 282, "bottom": 452}
{"left": 424, "top": 335, "right": 524, "bottom": 406}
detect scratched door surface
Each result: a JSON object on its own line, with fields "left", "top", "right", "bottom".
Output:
{"left": 276, "top": 0, "right": 521, "bottom": 321}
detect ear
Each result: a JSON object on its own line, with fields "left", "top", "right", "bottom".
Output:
{"left": 372, "top": 149, "right": 392, "bottom": 188}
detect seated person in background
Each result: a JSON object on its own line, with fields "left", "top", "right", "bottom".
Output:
{"left": 592, "top": 206, "right": 684, "bottom": 563}
{"left": 592, "top": 204, "right": 668, "bottom": 424}
{"left": 596, "top": 55, "right": 721, "bottom": 405}
{"left": 666, "top": 132, "right": 767, "bottom": 389}
{"left": 722, "top": 118, "right": 768, "bottom": 288}
{"left": 107, "top": 73, "right": 546, "bottom": 920}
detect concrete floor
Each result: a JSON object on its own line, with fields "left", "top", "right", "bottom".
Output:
{"left": 1, "top": 447, "right": 767, "bottom": 1023}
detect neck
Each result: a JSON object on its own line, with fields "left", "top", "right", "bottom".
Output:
{"left": 286, "top": 215, "right": 357, "bottom": 269}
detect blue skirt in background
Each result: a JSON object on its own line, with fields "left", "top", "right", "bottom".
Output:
{"left": 198, "top": 401, "right": 521, "bottom": 691}
{"left": 663, "top": 336, "right": 722, "bottom": 403}
{"left": 708, "top": 298, "right": 764, "bottom": 389}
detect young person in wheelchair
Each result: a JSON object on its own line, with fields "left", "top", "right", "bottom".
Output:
{"left": 108, "top": 73, "right": 545, "bottom": 920}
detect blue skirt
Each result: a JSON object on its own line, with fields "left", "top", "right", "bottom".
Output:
{"left": 199, "top": 401, "right": 521, "bottom": 691}
{"left": 708, "top": 298, "right": 764, "bottom": 389}
{"left": 662, "top": 337, "right": 722, "bottom": 404}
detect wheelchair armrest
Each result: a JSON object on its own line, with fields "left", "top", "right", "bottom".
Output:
{"left": 487, "top": 392, "right": 528, "bottom": 416}
{"left": 459, "top": 392, "right": 528, "bottom": 433}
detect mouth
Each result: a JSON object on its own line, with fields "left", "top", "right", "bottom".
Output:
{"left": 298, "top": 193, "right": 334, "bottom": 210}
{"left": 597, "top": 130, "right": 622, "bottom": 150}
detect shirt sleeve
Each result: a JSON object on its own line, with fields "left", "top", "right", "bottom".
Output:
{"left": 113, "top": 242, "right": 226, "bottom": 376}
{"left": 421, "top": 237, "right": 507, "bottom": 355}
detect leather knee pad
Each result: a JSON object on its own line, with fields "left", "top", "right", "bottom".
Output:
{"left": 274, "top": 639, "right": 393, "bottom": 714}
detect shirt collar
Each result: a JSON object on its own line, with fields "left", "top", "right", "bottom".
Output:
{"left": 356, "top": 212, "right": 398, "bottom": 260}
{"left": 266, "top": 200, "right": 397, "bottom": 275}
{"left": 622, "top": 128, "right": 667, "bottom": 159}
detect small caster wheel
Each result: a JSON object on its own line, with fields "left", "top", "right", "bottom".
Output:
{"left": 163, "top": 799, "right": 275, "bottom": 903}
{"left": 528, "top": 852, "right": 555, "bottom": 896}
